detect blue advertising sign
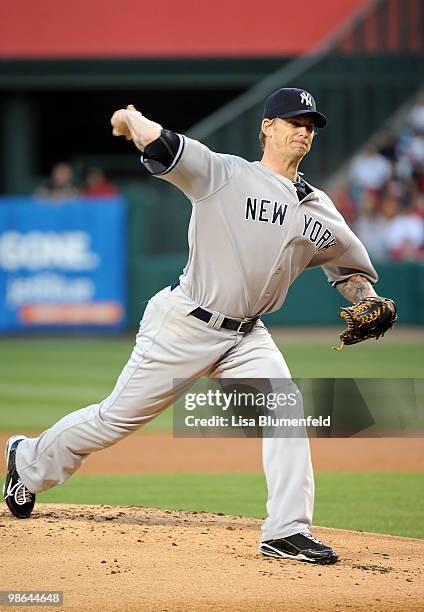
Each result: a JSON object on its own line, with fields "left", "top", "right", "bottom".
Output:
{"left": 0, "top": 197, "right": 127, "bottom": 331}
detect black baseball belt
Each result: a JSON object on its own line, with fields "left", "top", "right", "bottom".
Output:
{"left": 170, "top": 280, "right": 259, "bottom": 334}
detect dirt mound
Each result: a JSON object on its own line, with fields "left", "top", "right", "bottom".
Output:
{"left": 0, "top": 504, "right": 422, "bottom": 611}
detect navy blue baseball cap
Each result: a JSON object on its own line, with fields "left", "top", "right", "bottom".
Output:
{"left": 263, "top": 88, "right": 327, "bottom": 128}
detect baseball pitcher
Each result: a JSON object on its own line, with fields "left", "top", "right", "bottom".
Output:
{"left": 4, "top": 88, "right": 397, "bottom": 564}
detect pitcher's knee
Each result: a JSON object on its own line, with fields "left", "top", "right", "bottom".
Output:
{"left": 99, "top": 403, "right": 162, "bottom": 433}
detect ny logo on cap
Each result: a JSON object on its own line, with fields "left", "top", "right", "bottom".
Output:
{"left": 300, "top": 91, "right": 313, "bottom": 106}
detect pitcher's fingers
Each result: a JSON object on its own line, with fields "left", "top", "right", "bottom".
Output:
{"left": 111, "top": 110, "right": 122, "bottom": 124}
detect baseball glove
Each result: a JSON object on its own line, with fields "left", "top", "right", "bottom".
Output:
{"left": 333, "top": 297, "right": 397, "bottom": 351}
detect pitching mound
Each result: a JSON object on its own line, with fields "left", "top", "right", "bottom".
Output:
{"left": 0, "top": 504, "right": 422, "bottom": 611}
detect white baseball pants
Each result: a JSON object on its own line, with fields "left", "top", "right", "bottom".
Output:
{"left": 16, "top": 285, "right": 314, "bottom": 541}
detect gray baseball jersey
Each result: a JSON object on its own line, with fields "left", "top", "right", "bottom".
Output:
{"left": 151, "top": 135, "right": 377, "bottom": 318}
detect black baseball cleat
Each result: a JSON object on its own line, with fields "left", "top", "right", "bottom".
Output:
{"left": 3, "top": 435, "right": 36, "bottom": 519}
{"left": 260, "top": 532, "right": 338, "bottom": 564}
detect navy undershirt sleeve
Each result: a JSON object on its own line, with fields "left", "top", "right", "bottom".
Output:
{"left": 142, "top": 129, "right": 181, "bottom": 175}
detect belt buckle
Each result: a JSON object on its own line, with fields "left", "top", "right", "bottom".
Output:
{"left": 236, "top": 317, "right": 255, "bottom": 333}
{"left": 236, "top": 320, "right": 246, "bottom": 333}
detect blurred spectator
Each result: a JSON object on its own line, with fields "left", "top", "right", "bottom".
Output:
{"left": 349, "top": 145, "right": 392, "bottom": 202}
{"left": 84, "top": 168, "right": 119, "bottom": 197}
{"left": 409, "top": 133, "right": 424, "bottom": 162}
{"left": 412, "top": 162, "right": 424, "bottom": 194}
{"left": 412, "top": 193, "right": 424, "bottom": 219}
{"left": 408, "top": 92, "right": 424, "bottom": 133}
{"left": 35, "top": 162, "right": 80, "bottom": 202}
{"left": 395, "top": 148, "right": 415, "bottom": 182}
{"left": 355, "top": 193, "right": 388, "bottom": 260}
{"left": 378, "top": 132, "right": 398, "bottom": 163}
{"left": 384, "top": 208, "right": 424, "bottom": 260}
{"left": 380, "top": 178, "right": 411, "bottom": 209}
{"left": 327, "top": 188, "right": 356, "bottom": 225}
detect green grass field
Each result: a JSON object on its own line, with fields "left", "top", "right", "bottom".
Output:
{"left": 37, "top": 472, "right": 424, "bottom": 539}
{"left": 0, "top": 334, "right": 423, "bottom": 431}
{"left": 0, "top": 333, "right": 423, "bottom": 538}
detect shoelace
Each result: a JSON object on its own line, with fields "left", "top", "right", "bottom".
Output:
{"left": 300, "top": 532, "right": 325, "bottom": 546}
{"left": 5, "top": 479, "right": 33, "bottom": 505}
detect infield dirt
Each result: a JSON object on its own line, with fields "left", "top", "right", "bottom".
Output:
{"left": 1, "top": 434, "right": 423, "bottom": 610}
{"left": 0, "top": 504, "right": 423, "bottom": 611}
{"left": 1, "top": 433, "right": 423, "bottom": 474}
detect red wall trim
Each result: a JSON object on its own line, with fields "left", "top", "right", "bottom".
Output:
{"left": 0, "top": 0, "right": 367, "bottom": 58}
